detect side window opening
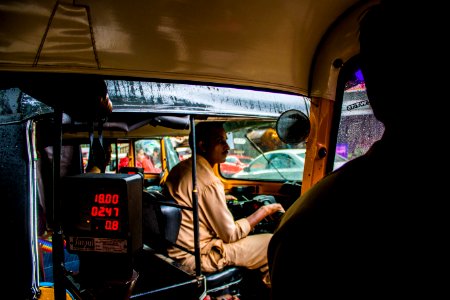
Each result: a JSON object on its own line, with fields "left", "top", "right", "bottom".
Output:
{"left": 134, "top": 139, "right": 163, "bottom": 174}
{"left": 330, "top": 58, "right": 385, "bottom": 171}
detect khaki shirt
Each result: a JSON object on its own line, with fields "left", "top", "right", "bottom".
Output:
{"left": 163, "top": 155, "right": 251, "bottom": 272}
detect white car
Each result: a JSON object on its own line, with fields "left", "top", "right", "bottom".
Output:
{"left": 333, "top": 153, "right": 350, "bottom": 170}
{"left": 232, "top": 149, "right": 306, "bottom": 182}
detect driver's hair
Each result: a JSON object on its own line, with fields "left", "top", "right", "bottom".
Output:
{"left": 188, "top": 122, "right": 225, "bottom": 151}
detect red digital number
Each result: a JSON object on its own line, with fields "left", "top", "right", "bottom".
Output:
{"left": 105, "top": 220, "right": 119, "bottom": 231}
{"left": 91, "top": 206, "right": 120, "bottom": 217}
{"left": 95, "top": 194, "right": 104, "bottom": 203}
{"left": 91, "top": 206, "right": 99, "bottom": 217}
{"left": 105, "top": 207, "right": 112, "bottom": 217}
{"left": 95, "top": 193, "right": 119, "bottom": 204}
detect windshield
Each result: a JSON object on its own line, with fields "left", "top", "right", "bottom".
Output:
{"left": 107, "top": 80, "right": 310, "bottom": 118}
{"left": 220, "top": 121, "right": 307, "bottom": 182}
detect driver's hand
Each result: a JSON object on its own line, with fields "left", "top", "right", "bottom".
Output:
{"left": 264, "top": 203, "right": 285, "bottom": 216}
{"left": 263, "top": 203, "right": 285, "bottom": 222}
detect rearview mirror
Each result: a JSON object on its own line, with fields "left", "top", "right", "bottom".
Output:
{"left": 276, "top": 109, "right": 310, "bottom": 144}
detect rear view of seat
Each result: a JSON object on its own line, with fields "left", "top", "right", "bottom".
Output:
{"left": 142, "top": 190, "right": 181, "bottom": 254}
{"left": 141, "top": 190, "right": 244, "bottom": 299}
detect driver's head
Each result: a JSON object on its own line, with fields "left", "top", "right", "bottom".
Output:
{"left": 189, "top": 122, "right": 230, "bottom": 167}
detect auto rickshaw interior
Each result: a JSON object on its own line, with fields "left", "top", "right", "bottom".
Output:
{"left": 18, "top": 74, "right": 310, "bottom": 299}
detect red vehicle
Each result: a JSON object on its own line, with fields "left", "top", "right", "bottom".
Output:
{"left": 220, "top": 154, "right": 253, "bottom": 175}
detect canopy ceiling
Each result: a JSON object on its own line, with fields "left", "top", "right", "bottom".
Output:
{"left": 0, "top": 0, "right": 369, "bottom": 97}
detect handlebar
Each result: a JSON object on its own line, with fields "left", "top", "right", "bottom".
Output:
{"left": 227, "top": 194, "right": 284, "bottom": 233}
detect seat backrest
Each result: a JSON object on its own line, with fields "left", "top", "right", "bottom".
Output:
{"left": 142, "top": 190, "right": 181, "bottom": 253}
{"left": 141, "top": 190, "right": 245, "bottom": 299}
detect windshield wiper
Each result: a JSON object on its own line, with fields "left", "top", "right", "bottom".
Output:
{"left": 245, "top": 130, "right": 291, "bottom": 182}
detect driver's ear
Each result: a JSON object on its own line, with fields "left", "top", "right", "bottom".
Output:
{"left": 198, "top": 140, "right": 207, "bottom": 154}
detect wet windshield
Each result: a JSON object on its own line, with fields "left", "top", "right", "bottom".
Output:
{"left": 220, "top": 121, "right": 307, "bottom": 182}
{"left": 107, "top": 80, "right": 310, "bottom": 118}
{"left": 5, "top": 79, "right": 311, "bottom": 182}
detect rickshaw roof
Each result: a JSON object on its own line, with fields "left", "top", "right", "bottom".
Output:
{"left": 0, "top": 0, "right": 375, "bottom": 98}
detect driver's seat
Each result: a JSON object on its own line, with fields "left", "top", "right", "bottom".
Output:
{"left": 141, "top": 190, "right": 244, "bottom": 299}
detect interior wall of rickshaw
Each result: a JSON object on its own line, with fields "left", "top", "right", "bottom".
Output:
{"left": 300, "top": 0, "right": 377, "bottom": 192}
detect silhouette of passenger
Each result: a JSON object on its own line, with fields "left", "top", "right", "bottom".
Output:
{"left": 268, "top": 1, "right": 441, "bottom": 298}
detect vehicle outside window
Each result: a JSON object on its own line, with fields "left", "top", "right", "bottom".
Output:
{"left": 135, "top": 139, "right": 163, "bottom": 174}
{"left": 220, "top": 121, "right": 307, "bottom": 182}
{"left": 165, "top": 137, "right": 184, "bottom": 170}
{"left": 128, "top": 137, "right": 188, "bottom": 176}
{"left": 116, "top": 142, "right": 132, "bottom": 172}
{"left": 176, "top": 146, "right": 192, "bottom": 161}
{"left": 172, "top": 136, "right": 191, "bottom": 161}
{"left": 108, "top": 142, "right": 129, "bottom": 173}
{"left": 333, "top": 153, "right": 349, "bottom": 170}
{"left": 81, "top": 144, "right": 89, "bottom": 172}
{"left": 82, "top": 142, "right": 130, "bottom": 173}
{"left": 220, "top": 154, "right": 252, "bottom": 175}
{"left": 232, "top": 149, "right": 306, "bottom": 181}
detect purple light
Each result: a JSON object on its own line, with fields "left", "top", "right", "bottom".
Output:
{"left": 355, "top": 69, "right": 364, "bottom": 81}
{"left": 336, "top": 144, "right": 348, "bottom": 158}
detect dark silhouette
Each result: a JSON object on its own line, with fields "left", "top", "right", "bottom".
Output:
{"left": 86, "top": 139, "right": 111, "bottom": 173}
{"left": 268, "top": 1, "right": 441, "bottom": 298}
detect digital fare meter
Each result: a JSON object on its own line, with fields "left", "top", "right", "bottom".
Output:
{"left": 62, "top": 173, "right": 142, "bottom": 255}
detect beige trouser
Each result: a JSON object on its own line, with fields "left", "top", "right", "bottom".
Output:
{"left": 183, "top": 233, "right": 272, "bottom": 287}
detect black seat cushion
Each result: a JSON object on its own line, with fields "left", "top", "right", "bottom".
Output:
{"left": 142, "top": 190, "right": 181, "bottom": 252}
{"left": 205, "top": 266, "right": 243, "bottom": 293}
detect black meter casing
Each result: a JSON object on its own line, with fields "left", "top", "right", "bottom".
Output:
{"left": 62, "top": 173, "right": 143, "bottom": 256}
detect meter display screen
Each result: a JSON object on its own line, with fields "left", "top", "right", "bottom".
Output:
{"left": 90, "top": 192, "right": 121, "bottom": 232}
{"left": 62, "top": 173, "right": 142, "bottom": 254}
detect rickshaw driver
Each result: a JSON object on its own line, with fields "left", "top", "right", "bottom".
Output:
{"left": 163, "top": 122, "right": 284, "bottom": 291}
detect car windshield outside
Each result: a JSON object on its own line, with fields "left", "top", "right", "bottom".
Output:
{"left": 218, "top": 120, "right": 307, "bottom": 182}
{"left": 230, "top": 149, "right": 306, "bottom": 182}
{"left": 235, "top": 156, "right": 252, "bottom": 165}
{"left": 220, "top": 154, "right": 253, "bottom": 176}
{"left": 207, "top": 108, "right": 308, "bottom": 185}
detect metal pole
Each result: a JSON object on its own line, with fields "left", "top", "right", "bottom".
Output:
{"left": 52, "top": 108, "right": 66, "bottom": 300}
{"left": 190, "top": 116, "right": 201, "bottom": 276}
